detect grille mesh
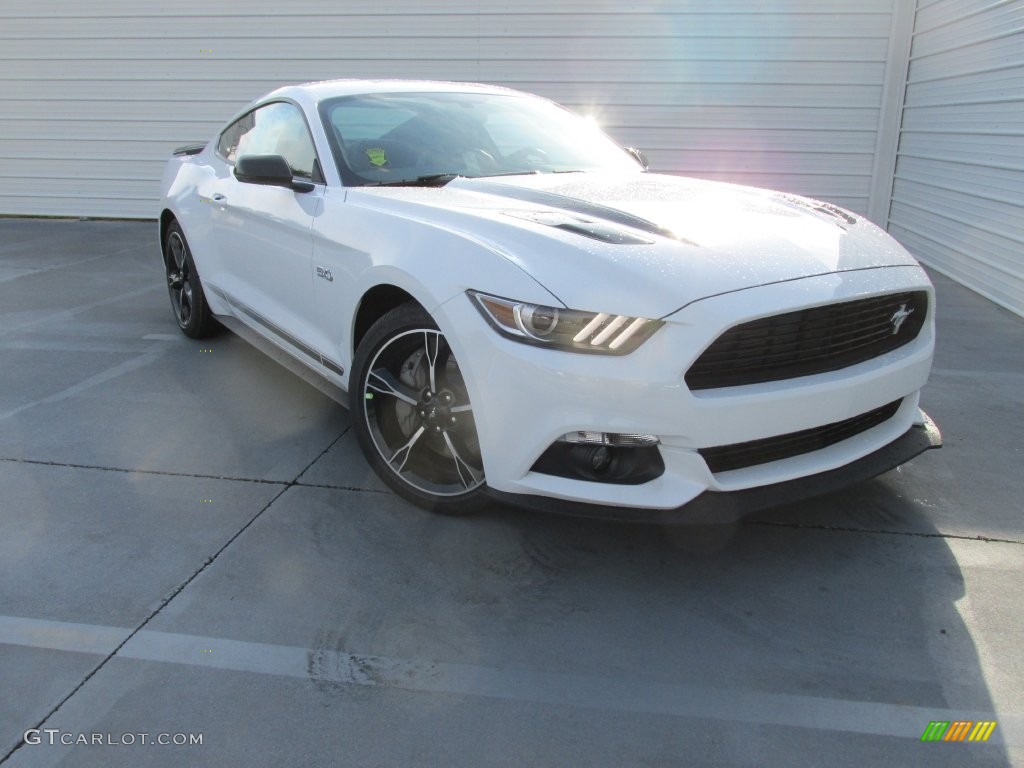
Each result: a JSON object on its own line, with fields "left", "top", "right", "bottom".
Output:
{"left": 686, "top": 292, "right": 928, "bottom": 390}
{"left": 699, "top": 399, "right": 903, "bottom": 474}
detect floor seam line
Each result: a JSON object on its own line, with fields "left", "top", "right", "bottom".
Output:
{"left": 0, "top": 481, "right": 294, "bottom": 764}
{"left": 291, "top": 425, "right": 351, "bottom": 486}
{"left": 0, "top": 430, "right": 350, "bottom": 762}
{"left": 0, "top": 457, "right": 288, "bottom": 485}
{"left": 744, "top": 519, "right": 1024, "bottom": 545}
{"left": 292, "top": 481, "right": 390, "bottom": 494}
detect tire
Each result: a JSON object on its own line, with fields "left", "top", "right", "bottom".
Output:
{"left": 163, "top": 220, "right": 218, "bottom": 339}
{"left": 351, "top": 303, "right": 488, "bottom": 515}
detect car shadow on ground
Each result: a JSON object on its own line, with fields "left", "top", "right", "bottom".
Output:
{"left": 441, "top": 479, "right": 1009, "bottom": 762}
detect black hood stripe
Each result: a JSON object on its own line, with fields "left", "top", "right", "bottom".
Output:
{"left": 458, "top": 178, "right": 698, "bottom": 246}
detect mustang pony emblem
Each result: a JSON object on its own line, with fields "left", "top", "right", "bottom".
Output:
{"left": 890, "top": 303, "right": 914, "bottom": 334}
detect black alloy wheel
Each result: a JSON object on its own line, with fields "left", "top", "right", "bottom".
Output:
{"left": 352, "top": 303, "right": 487, "bottom": 515}
{"left": 163, "top": 220, "right": 216, "bottom": 338}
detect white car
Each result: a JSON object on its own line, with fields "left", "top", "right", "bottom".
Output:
{"left": 158, "top": 79, "right": 941, "bottom": 521}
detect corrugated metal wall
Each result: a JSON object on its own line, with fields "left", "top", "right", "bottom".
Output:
{"left": 0, "top": 0, "right": 897, "bottom": 219}
{"left": 888, "top": 0, "right": 1024, "bottom": 317}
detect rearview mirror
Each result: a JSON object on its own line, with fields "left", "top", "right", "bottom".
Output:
{"left": 234, "top": 155, "right": 314, "bottom": 192}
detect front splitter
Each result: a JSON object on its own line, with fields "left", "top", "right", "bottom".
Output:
{"left": 483, "top": 412, "right": 942, "bottom": 525}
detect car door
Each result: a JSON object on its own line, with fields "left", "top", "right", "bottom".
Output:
{"left": 207, "top": 101, "right": 331, "bottom": 364}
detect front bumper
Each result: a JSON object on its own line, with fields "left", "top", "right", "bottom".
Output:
{"left": 482, "top": 412, "right": 941, "bottom": 524}
{"left": 435, "top": 265, "right": 938, "bottom": 517}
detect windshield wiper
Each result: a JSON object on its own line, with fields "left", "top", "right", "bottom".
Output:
{"left": 474, "top": 170, "right": 543, "bottom": 178}
{"left": 369, "top": 173, "right": 459, "bottom": 187}
{"left": 367, "top": 169, "right": 565, "bottom": 187}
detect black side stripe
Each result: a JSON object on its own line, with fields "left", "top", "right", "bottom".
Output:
{"left": 211, "top": 287, "right": 344, "bottom": 377}
{"left": 320, "top": 356, "right": 345, "bottom": 376}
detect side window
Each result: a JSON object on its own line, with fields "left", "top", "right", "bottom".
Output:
{"left": 217, "top": 112, "right": 253, "bottom": 162}
{"left": 217, "top": 102, "right": 319, "bottom": 180}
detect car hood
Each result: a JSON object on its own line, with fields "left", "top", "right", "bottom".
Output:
{"left": 355, "top": 172, "right": 920, "bottom": 317}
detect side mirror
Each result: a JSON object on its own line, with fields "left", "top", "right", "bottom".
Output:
{"left": 625, "top": 147, "right": 649, "bottom": 170}
{"left": 234, "top": 154, "right": 314, "bottom": 192}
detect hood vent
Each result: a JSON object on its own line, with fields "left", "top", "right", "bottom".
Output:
{"left": 778, "top": 194, "right": 858, "bottom": 227}
{"left": 505, "top": 210, "right": 653, "bottom": 245}
{"left": 464, "top": 178, "right": 696, "bottom": 245}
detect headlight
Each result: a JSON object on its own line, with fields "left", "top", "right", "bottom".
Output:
{"left": 468, "top": 291, "right": 663, "bottom": 355}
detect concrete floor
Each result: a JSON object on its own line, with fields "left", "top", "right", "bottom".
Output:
{"left": 0, "top": 218, "right": 1021, "bottom": 767}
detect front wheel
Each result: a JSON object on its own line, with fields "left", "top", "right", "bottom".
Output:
{"left": 351, "top": 304, "right": 488, "bottom": 515}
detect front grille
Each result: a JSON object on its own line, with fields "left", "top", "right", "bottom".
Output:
{"left": 699, "top": 398, "right": 903, "bottom": 474}
{"left": 685, "top": 292, "right": 928, "bottom": 390}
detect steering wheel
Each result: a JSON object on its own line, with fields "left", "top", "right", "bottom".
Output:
{"left": 504, "top": 147, "right": 550, "bottom": 168}
{"left": 416, "top": 148, "right": 499, "bottom": 177}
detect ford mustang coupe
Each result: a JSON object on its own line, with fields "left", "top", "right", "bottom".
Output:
{"left": 158, "top": 79, "right": 941, "bottom": 521}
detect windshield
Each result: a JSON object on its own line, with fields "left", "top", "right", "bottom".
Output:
{"left": 318, "top": 91, "right": 643, "bottom": 186}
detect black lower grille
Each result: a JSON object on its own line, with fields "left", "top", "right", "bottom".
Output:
{"left": 686, "top": 291, "right": 928, "bottom": 390}
{"left": 699, "top": 399, "right": 903, "bottom": 474}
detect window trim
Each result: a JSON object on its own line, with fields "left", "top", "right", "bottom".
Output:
{"left": 215, "top": 98, "right": 325, "bottom": 185}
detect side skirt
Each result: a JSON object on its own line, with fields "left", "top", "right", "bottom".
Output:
{"left": 214, "top": 313, "right": 349, "bottom": 409}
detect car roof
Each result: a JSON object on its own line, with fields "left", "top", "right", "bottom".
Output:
{"left": 260, "top": 79, "right": 530, "bottom": 109}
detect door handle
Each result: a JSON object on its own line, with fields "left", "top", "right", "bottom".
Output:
{"left": 211, "top": 193, "right": 227, "bottom": 202}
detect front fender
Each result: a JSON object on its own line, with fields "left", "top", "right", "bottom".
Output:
{"left": 310, "top": 190, "right": 559, "bottom": 387}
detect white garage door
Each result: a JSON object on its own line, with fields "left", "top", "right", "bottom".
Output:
{"left": 888, "top": 0, "right": 1024, "bottom": 317}
{"left": 0, "top": 0, "right": 896, "bottom": 219}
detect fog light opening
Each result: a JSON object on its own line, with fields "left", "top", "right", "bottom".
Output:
{"left": 591, "top": 445, "right": 612, "bottom": 472}
{"left": 531, "top": 438, "right": 665, "bottom": 485}
{"left": 571, "top": 444, "right": 614, "bottom": 475}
